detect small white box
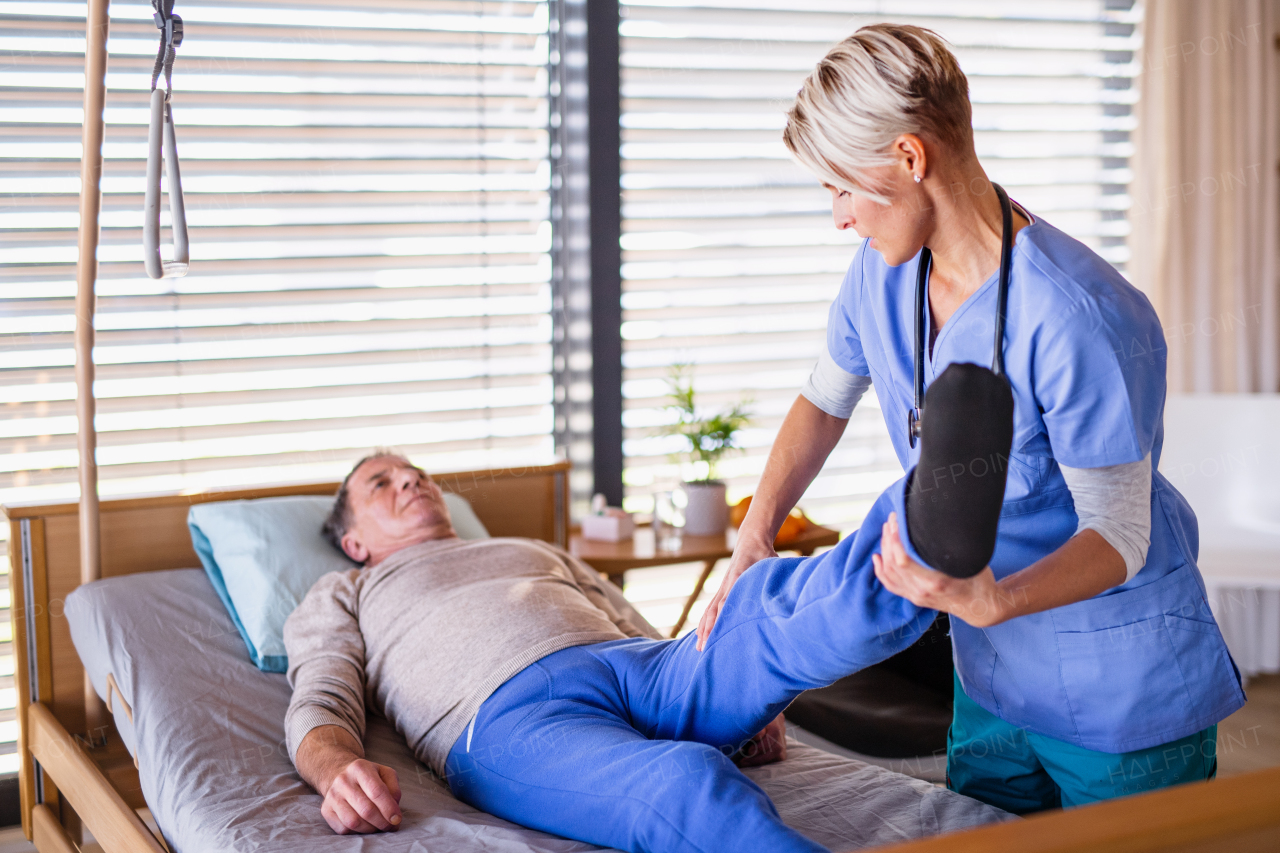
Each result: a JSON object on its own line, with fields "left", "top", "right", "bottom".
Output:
{"left": 581, "top": 513, "right": 635, "bottom": 542}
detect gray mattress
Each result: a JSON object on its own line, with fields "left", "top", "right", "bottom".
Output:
{"left": 66, "top": 568, "right": 1009, "bottom": 852}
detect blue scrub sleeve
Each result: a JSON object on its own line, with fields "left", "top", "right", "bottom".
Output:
{"left": 1034, "top": 307, "right": 1164, "bottom": 468}
{"left": 825, "top": 242, "right": 871, "bottom": 376}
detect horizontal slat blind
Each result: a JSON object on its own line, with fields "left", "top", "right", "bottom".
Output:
{"left": 0, "top": 1, "right": 553, "bottom": 773}
{"left": 619, "top": 1, "right": 1138, "bottom": 529}
{"left": 1, "top": 0, "right": 554, "bottom": 507}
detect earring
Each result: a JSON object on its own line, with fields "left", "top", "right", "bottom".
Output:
{"left": 914, "top": 174, "right": 922, "bottom": 183}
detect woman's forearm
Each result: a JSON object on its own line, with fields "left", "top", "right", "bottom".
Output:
{"left": 993, "top": 529, "right": 1127, "bottom": 622}
{"left": 739, "top": 395, "right": 849, "bottom": 543}
{"left": 875, "top": 518, "right": 1129, "bottom": 630}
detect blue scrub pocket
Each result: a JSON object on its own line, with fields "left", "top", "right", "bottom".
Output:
{"left": 1162, "top": 613, "right": 1246, "bottom": 723}
{"left": 1007, "top": 452, "right": 1048, "bottom": 495}
{"left": 1057, "top": 608, "right": 1244, "bottom": 753}
{"left": 1057, "top": 615, "right": 1192, "bottom": 752}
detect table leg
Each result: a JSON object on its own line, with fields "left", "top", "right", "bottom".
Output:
{"left": 670, "top": 559, "right": 718, "bottom": 639}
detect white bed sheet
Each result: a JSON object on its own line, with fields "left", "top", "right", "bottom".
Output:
{"left": 66, "top": 568, "right": 1009, "bottom": 852}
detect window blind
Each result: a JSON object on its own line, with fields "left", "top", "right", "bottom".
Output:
{"left": 1, "top": 0, "right": 554, "bottom": 499}
{"left": 0, "top": 0, "right": 553, "bottom": 773}
{"left": 618, "top": 0, "right": 1139, "bottom": 529}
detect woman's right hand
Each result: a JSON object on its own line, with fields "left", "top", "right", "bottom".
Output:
{"left": 695, "top": 532, "right": 778, "bottom": 650}
{"left": 692, "top": 395, "right": 851, "bottom": 650}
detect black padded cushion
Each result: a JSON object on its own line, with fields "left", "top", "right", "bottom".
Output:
{"left": 906, "top": 362, "right": 1014, "bottom": 579}
{"left": 785, "top": 615, "right": 953, "bottom": 759}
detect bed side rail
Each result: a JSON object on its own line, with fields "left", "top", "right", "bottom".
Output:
{"left": 27, "top": 703, "right": 167, "bottom": 853}
{"left": 32, "top": 804, "right": 78, "bottom": 853}
{"left": 864, "top": 763, "right": 1280, "bottom": 853}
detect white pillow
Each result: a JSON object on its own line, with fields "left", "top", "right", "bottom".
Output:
{"left": 188, "top": 492, "right": 489, "bottom": 672}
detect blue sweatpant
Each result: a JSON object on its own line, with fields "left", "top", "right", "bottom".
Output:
{"left": 445, "top": 480, "right": 934, "bottom": 853}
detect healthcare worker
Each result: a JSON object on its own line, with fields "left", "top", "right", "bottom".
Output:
{"left": 696, "top": 24, "right": 1245, "bottom": 814}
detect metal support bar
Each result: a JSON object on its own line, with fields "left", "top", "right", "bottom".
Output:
{"left": 75, "top": 0, "right": 110, "bottom": 744}
{"left": 19, "top": 519, "right": 44, "bottom": 812}
{"left": 75, "top": 0, "right": 107, "bottom": 592}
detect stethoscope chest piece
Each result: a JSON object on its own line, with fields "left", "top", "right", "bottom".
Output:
{"left": 908, "top": 183, "right": 1015, "bottom": 449}
{"left": 908, "top": 406, "right": 923, "bottom": 448}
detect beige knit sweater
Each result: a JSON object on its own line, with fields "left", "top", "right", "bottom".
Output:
{"left": 283, "top": 536, "right": 655, "bottom": 776}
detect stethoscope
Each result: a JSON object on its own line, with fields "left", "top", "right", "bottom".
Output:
{"left": 907, "top": 182, "right": 1014, "bottom": 448}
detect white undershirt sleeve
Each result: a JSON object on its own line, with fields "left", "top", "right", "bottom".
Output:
{"left": 800, "top": 346, "right": 872, "bottom": 418}
{"left": 1058, "top": 454, "right": 1153, "bottom": 583}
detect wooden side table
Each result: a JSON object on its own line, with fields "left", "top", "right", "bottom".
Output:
{"left": 570, "top": 523, "right": 841, "bottom": 638}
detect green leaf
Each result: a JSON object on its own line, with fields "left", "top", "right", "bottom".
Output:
{"left": 658, "top": 363, "right": 753, "bottom": 480}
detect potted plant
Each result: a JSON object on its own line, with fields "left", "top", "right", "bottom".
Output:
{"left": 660, "top": 364, "right": 752, "bottom": 536}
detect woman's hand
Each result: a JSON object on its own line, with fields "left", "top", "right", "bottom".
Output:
{"left": 695, "top": 533, "right": 778, "bottom": 650}
{"left": 873, "top": 512, "right": 1007, "bottom": 628}
{"left": 693, "top": 396, "right": 848, "bottom": 649}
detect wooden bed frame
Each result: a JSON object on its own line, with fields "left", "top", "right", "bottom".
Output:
{"left": 4, "top": 461, "right": 570, "bottom": 851}
{"left": 5, "top": 457, "right": 1280, "bottom": 852}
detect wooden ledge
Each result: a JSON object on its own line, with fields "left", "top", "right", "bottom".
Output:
{"left": 0, "top": 460, "right": 571, "bottom": 519}
{"left": 866, "top": 763, "right": 1280, "bottom": 853}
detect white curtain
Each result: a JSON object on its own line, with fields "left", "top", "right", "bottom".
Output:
{"left": 1130, "top": 0, "right": 1280, "bottom": 393}
{"left": 1208, "top": 585, "right": 1280, "bottom": 680}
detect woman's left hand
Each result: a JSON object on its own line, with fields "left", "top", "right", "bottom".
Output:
{"left": 873, "top": 512, "right": 1007, "bottom": 628}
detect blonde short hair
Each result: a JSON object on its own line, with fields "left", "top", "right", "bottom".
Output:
{"left": 783, "top": 24, "right": 973, "bottom": 201}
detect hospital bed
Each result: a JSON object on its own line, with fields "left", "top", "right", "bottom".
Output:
{"left": 5, "top": 461, "right": 1280, "bottom": 852}
{"left": 3, "top": 461, "right": 1006, "bottom": 852}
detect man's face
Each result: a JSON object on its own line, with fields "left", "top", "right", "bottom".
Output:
{"left": 341, "top": 455, "right": 456, "bottom": 566}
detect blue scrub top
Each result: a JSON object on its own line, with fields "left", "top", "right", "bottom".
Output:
{"left": 828, "top": 212, "right": 1245, "bottom": 753}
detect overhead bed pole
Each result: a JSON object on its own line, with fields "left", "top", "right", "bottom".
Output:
{"left": 75, "top": 0, "right": 110, "bottom": 744}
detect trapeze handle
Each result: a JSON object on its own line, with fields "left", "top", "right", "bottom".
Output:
{"left": 143, "top": 88, "right": 189, "bottom": 280}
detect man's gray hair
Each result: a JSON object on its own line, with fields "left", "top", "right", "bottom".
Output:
{"left": 321, "top": 449, "right": 408, "bottom": 554}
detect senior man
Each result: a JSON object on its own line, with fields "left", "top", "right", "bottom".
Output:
{"left": 286, "top": 367, "right": 1009, "bottom": 853}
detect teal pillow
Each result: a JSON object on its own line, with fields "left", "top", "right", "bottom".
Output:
{"left": 188, "top": 493, "right": 489, "bottom": 672}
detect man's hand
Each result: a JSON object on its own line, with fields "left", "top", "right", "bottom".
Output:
{"left": 320, "top": 758, "right": 403, "bottom": 835}
{"left": 735, "top": 714, "right": 788, "bottom": 767}
{"left": 296, "top": 725, "right": 403, "bottom": 835}
{"left": 696, "top": 533, "right": 777, "bottom": 650}
{"left": 873, "top": 512, "right": 1006, "bottom": 628}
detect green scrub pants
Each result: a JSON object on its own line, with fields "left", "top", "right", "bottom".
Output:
{"left": 947, "top": 674, "right": 1218, "bottom": 814}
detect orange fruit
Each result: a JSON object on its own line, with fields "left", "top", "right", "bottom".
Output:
{"left": 731, "top": 495, "right": 809, "bottom": 546}
{"left": 775, "top": 509, "right": 810, "bottom": 545}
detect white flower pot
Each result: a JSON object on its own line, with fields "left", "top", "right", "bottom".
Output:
{"left": 681, "top": 481, "right": 728, "bottom": 537}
